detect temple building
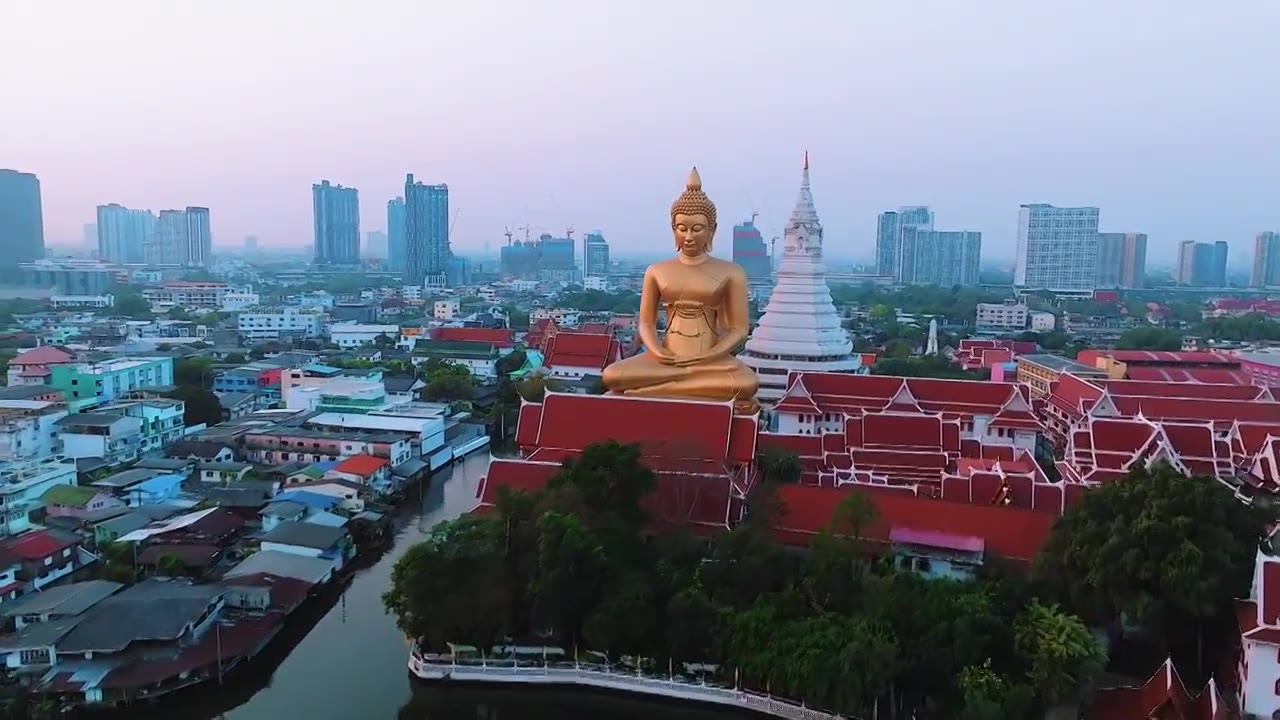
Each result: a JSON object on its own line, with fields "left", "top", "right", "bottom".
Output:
{"left": 741, "top": 156, "right": 861, "bottom": 407}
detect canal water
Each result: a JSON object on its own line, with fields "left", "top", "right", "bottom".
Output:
{"left": 118, "top": 452, "right": 757, "bottom": 720}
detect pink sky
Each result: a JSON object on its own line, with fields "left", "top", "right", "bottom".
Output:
{"left": 4, "top": 1, "right": 1277, "bottom": 261}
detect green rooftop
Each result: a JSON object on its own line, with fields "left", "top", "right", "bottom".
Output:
{"left": 41, "top": 484, "right": 102, "bottom": 508}
{"left": 412, "top": 340, "right": 497, "bottom": 360}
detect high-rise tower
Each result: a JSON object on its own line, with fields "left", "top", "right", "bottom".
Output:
{"left": 1252, "top": 232, "right": 1280, "bottom": 288}
{"left": 0, "top": 169, "right": 45, "bottom": 266}
{"left": 312, "top": 180, "right": 360, "bottom": 265}
{"left": 96, "top": 204, "right": 154, "bottom": 264}
{"left": 404, "top": 174, "right": 449, "bottom": 287}
{"left": 741, "top": 155, "right": 862, "bottom": 405}
{"left": 387, "top": 197, "right": 407, "bottom": 272}
{"left": 184, "top": 206, "right": 211, "bottom": 267}
{"left": 1014, "top": 204, "right": 1100, "bottom": 294}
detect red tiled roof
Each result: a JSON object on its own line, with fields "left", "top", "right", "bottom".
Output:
{"left": 777, "top": 373, "right": 1035, "bottom": 425}
{"left": 98, "top": 611, "right": 281, "bottom": 690}
{"left": 431, "top": 327, "right": 515, "bottom": 346}
{"left": 544, "top": 331, "right": 619, "bottom": 371}
{"left": 476, "top": 459, "right": 560, "bottom": 510}
{"left": 1091, "top": 659, "right": 1226, "bottom": 720}
{"left": 578, "top": 322, "right": 611, "bottom": 335}
{"left": 772, "top": 484, "right": 1055, "bottom": 562}
{"left": 332, "top": 454, "right": 390, "bottom": 477}
{"left": 1109, "top": 395, "right": 1280, "bottom": 427}
{"left": 1077, "top": 349, "right": 1237, "bottom": 366}
{"left": 1, "top": 530, "right": 77, "bottom": 561}
{"left": 11, "top": 345, "right": 74, "bottom": 366}
{"left": 1124, "top": 367, "right": 1253, "bottom": 384}
{"left": 1096, "top": 379, "right": 1269, "bottom": 401}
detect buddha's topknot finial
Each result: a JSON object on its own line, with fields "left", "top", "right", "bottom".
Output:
{"left": 671, "top": 166, "right": 716, "bottom": 229}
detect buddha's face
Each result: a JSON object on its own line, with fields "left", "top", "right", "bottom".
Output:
{"left": 673, "top": 213, "right": 714, "bottom": 257}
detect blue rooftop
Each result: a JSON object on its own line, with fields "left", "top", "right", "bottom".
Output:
{"left": 274, "top": 490, "right": 342, "bottom": 511}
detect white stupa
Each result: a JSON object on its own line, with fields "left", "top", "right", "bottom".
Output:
{"left": 740, "top": 154, "right": 862, "bottom": 404}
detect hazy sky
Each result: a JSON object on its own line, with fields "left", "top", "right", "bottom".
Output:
{"left": 4, "top": 2, "right": 1277, "bottom": 263}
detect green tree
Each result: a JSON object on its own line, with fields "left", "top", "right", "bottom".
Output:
{"left": 516, "top": 375, "right": 566, "bottom": 402}
{"left": 547, "top": 440, "right": 656, "bottom": 529}
{"left": 223, "top": 352, "right": 247, "bottom": 365}
{"left": 163, "top": 386, "right": 221, "bottom": 426}
{"left": 0, "top": 350, "right": 15, "bottom": 386}
{"left": 1013, "top": 600, "right": 1105, "bottom": 709}
{"left": 1115, "top": 326, "right": 1183, "bottom": 350}
{"left": 757, "top": 447, "right": 802, "bottom": 484}
{"left": 532, "top": 511, "right": 608, "bottom": 647}
{"left": 424, "top": 374, "right": 473, "bottom": 401}
{"left": 155, "top": 552, "right": 188, "bottom": 577}
{"left": 108, "top": 291, "right": 153, "bottom": 319}
{"left": 494, "top": 349, "right": 527, "bottom": 376}
{"left": 174, "top": 356, "right": 215, "bottom": 387}
{"left": 1035, "top": 462, "right": 1267, "bottom": 674}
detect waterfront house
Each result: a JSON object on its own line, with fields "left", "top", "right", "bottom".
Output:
{"left": 123, "top": 473, "right": 186, "bottom": 507}
{"left": 40, "top": 485, "right": 124, "bottom": 520}
{"left": 114, "top": 508, "right": 245, "bottom": 549}
{"left": 259, "top": 500, "right": 307, "bottom": 532}
{"left": 286, "top": 480, "right": 367, "bottom": 511}
{"left": 0, "top": 530, "right": 92, "bottom": 593}
{"left": 136, "top": 544, "right": 222, "bottom": 578}
{"left": 224, "top": 549, "right": 335, "bottom": 586}
{"left": 326, "top": 454, "right": 390, "bottom": 488}
{"left": 0, "top": 579, "right": 122, "bottom": 630}
{"left": 164, "top": 440, "right": 234, "bottom": 463}
{"left": 259, "top": 521, "right": 352, "bottom": 572}
{"left": 197, "top": 460, "right": 253, "bottom": 485}
{"left": 270, "top": 490, "right": 342, "bottom": 514}
{"left": 890, "top": 528, "right": 986, "bottom": 581}
{"left": 241, "top": 426, "right": 412, "bottom": 467}
{"left": 0, "top": 550, "right": 22, "bottom": 603}
{"left": 55, "top": 414, "right": 142, "bottom": 467}
{"left": 0, "top": 457, "right": 78, "bottom": 538}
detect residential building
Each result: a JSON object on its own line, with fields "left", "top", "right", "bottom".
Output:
{"left": 240, "top": 426, "right": 412, "bottom": 467}
{"left": 0, "top": 400, "right": 68, "bottom": 459}
{"left": 365, "top": 230, "right": 388, "bottom": 259}
{"left": 731, "top": 220, "right": 771, "bottom": 281}
{"left": 1251, "top": 231, "right": 1280, "bottom": 288}
{"left": 0, "top": 529, "right": 89, "bottom": 593}
{"left": 328, "top": 323, "right": 399, "bottom": 348}
{"left": 1015, "top": 354, "right": 1109, "bottom": 399}
{"left": 96, "top": 398, "right": 186, "bottom": 453}
{"left": 741, "top": 156, "right": 863, "bottom": 403}
{"left": 6, "top": 346, "right": 76, "bottom": 386}
{"left": 237, "top": 307, "right": 325, "bottom": 341}
{"left": 48, "top": 357, "right": 175, "bottom": 411}
{"left": 404, "top": 174, "right": 450, "bottom": 287}
{"left": 0, "top": 169, "right": 45, "bottom": 266}
{"left": 1014, "top": 204, "right": 1100, "bottom": 294}
{"left": 583, "top": 276, "right": 609, "bottom": 291}
{"left": 184, "top": 206, "right": 212, "bottom": 267}
{"left": 95, "top": 204, "right": 154, "bottom": 264}
{"left": 55, "top": 414, "right": 142, "bottom": 466}
{"left": 875, "top": 206, "right": 933, "bottom": 278}
{"left": 433, "top": 299, "right": 459, "bottom": 320}
{"left": 1096, "top": 232, "right": 1147, "bottom": 288}
{"left": 220, "top": 288, "right": 260, "bottom": 311}
{"left": 16, "top": 260, "right": 119, "bottom": 295}
{"left": 259, "top": 522, "right": 352, "bottom": 572}
{"left": 896, "top": 229, "right": 981, "bottom": 286}
{"left": 410, "top": 340, "right": 501, "bottom": 378}
{"left": 387, "top": 197, "right": 407, "bottom": 272}
{"left": 313, "top": 180, "right": 360, "bottom": 265}
{"left": 583, "top": 231, "right": 611, "bottom": 278}
{"left": 0, "top": 458, "right": 78, "bottom": 537}
{"left": 50, "top": 295, "right": 114, "bottom": 309}
{"left": 1029, "top": 311, "right": 1056, "bottom": 332}
{"left": 1239, "top": 547, "right": 1280, "bottom": 718}
{"left": 212, "top": 363, "right": 283, "bottom": 393}
{"left": 1177, "top": 241, "right": 1228, "bottom": 287}
{"left": 281, "top": 372, "right": 393, "bottom": 414}
{"left": 975, "top": 302, "right": 1029, "bottom": 332}
{"left": 142, "top": 281, "right": 230, "bottom": 308}
{"left": 41, "top": 486, "right": 124, "bottom": 520}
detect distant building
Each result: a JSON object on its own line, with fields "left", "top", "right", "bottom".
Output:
{"left": 583, "top": 231, "right": 610, "bottom": 278}
{"left": 184, "top": 206, "right": 211, "bottom": 267}
{"left": 243, "top": 235, "right": 259, "bottom": 254}
{"left": 731, "top": 220, "right": 771, "bottom": 281}
{"left": 96, "top": 204, "right": 154, "bottom": 264}
{"left": 0, "top": 169, "right": 45, "bottom": 267}
{"left": 83, "top": 223, "right": 97, "bottom": 247}
{"left": 1251, "top": 231, "right": 1280, "bottom": 288}
{"left": 500, "top": 240, "right": 540, "bottom": 279}
{"left": 1014, "top": 204, "right": 1100, "bottom": 294}
{"left": 365, "top": 230, "right": 388, "bottom": 259}
{"left": 148, "top": 210, "right": 185, "bottom": 265}
{"left": 537, "top": 234, "right": 575, "bottom": 283}
{"left": 975, "top": 302, "right": 1028, "bottom": 331}
{"left": 875, "top": 206, "right": 933, "bottom": 278}
{"left": 313, "top": 181, "right": 360, "bottom": 265}
{"left": 1177, "top": 240, "right": 1227, "bottom": 287}
{"left": 896, "top": 229, "right": 980, "bottom": 286}
{"left": 387, "top": 197, "right": 406, "bottom": 272}
{"left": 404, "top": 174, "right": 449, "bottom": 287}
{"left": 19, "top": 261, "right": 120, "bottom": 295}
{"left": 1095, "top": 232, "right": 1147, "bottom": 288}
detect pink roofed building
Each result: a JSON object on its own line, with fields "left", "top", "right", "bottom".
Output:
{"left": 6, "top": 346, "right": 76, "bottom": 386}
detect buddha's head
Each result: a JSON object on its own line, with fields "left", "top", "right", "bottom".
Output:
{"left": 670, "top": 167, "right": 717, "bottom": 257}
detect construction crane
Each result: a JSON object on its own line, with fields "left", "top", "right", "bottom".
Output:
{"left": 519, "top": 225, "right": 532, "bottom": 243}
{"left": 750, "top": 209, "right": 759, "bottom": 225}
{"left": 503, "top": 226, "right": 514, "bottom": 246}
{"left": 564, "top": 225, "right": 575, "bottom": 241}
{"left": 448, "top": 207, "right": 461, "bottom": 244}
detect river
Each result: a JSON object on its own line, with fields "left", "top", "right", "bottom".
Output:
{"left": 103, "top": 452, "right": 758, "bottom": 720}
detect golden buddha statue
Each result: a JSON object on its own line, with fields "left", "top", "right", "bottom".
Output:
{"left": 601, "top": 168, "right": 760, "bottom": 414}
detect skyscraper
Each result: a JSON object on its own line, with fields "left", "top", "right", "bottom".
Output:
{"left": 1252, "top": 232, "right": 1280, "bottom": 288}
{"left": 1177, "top": 240, "right": 1227, "bottom": 287}
{"left": 365, "top": 230, "right": 388, "bottom": 259}
{"left": 96, "top": 204, "right": 155, "bottom": 264}
{"left": 244, "top": 235, "right": 259, "bottom": 255}
{"left": 149, "top": 210, "right": 187, "bottom": 265}
{"left": 0, "top": 169, "right": 45, "bottom": 266}
{"left": 1212, "top": 241, "right": 1229, "bottom": 287}
{"left": 1096, "top": 232, "right": 1147, "bottom": 288}
{"left": 1014, "top": 204, "right": 1100, "bottom": 293}
{"left": 83, "top": 224, "right": 97, "bottom": 248}
{"left": 583, "top": 231, "right": 611, "bottom": 278}
{"left": 741, "top": 155, "right": 861, "bottom": 404}
{"left": 387, "top": 197, "right": 406, "bottom": 272}
{"left": 875, "top": 206, "right": 933, "bottom": 277}
{"left": 404, "top": 174, "right": 449, "bottom": 287}
{"left": 731, "top": 220, "right": 771, "bottom": 281}
{"left": 312, "top": 180, "right": 360, "bottom": 265}
{"left": 184, "top": 206, "right": 211, "bottom": 267}
{"left": 896, "top": 229, "right": 981, "bottom": 286}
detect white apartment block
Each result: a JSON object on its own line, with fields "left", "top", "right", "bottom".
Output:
{"left": 51, "top": 295, "right": 114, "bottom": 309}
{"left": 238, "top": 307, "right": 326, "bottom": 341}
{"left": 0, "top": 457, "right": 77, "bottom": 537}
{"left": 1014, "top": 204, "right": 1100, "bottom": 294}
{"left": 975, "top": 302, "right": 1029, "bottom": 331}
{"left": 583, "top": 276, "right": 610, "bottom": 291}
{"left": 1029, "top": 311, "right": 1056, "bottom": 332}
{"left": 433, "top": 299, "right": 459, "bottom": 320}
{"left": 403, "top": 286, "right": 424, "bottom": 302}
{"left": 142, "top": 281, "right": 230, "bottom": 308}
{"left": 0, "top": 401, "right": 68, "bottom": 459}
{"left": 328, "top": 323, "right": 400, "bottom": 348}
{"left": 221, "top": 289, "right": 261, "bottom": 311}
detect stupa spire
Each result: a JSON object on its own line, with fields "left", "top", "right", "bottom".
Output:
{"left": 786, "top": 153, "right": 821, "bottom": 252}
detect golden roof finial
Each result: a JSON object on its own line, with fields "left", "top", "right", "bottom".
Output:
{"left": 687, "top": 166, "right": 702, "bottom": 191}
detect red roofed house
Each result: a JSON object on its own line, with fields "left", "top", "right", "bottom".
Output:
{"left": 326, "top": 454, "right": 391, "bottom": 487}
{"left": 1091, "top": 659, "right": 1228, "bottom": 720}
{"left": 952, "top": 338, "right": 1020, "bottom": 372}
{"left": 430, "top": 326, "right": 515, "bottom": 348}
{"left": 1237, "top": 546, "right": 1280, "bottom": 717}
{"left": 6, "top": 346, "right": 76, "bottom": 386}
{"left": 1075, "top": 349, "right": 1253, "bottom": 384}
{"left": 0, "top": 530, "right": 87, "bottom": 593}
{"left": 543, "top": 331, "right": 622, "bottom": 380}
{"left": 488, "top": 392, "right": 759, "bottom": 530}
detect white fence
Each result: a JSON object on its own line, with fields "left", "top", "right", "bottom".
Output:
{"left": 409, "top": 653, "right": 844, "bottom": 720}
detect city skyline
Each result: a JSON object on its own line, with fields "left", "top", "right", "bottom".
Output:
{"left": 5, "top": 3, "right": 1278, "bottom": 260}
